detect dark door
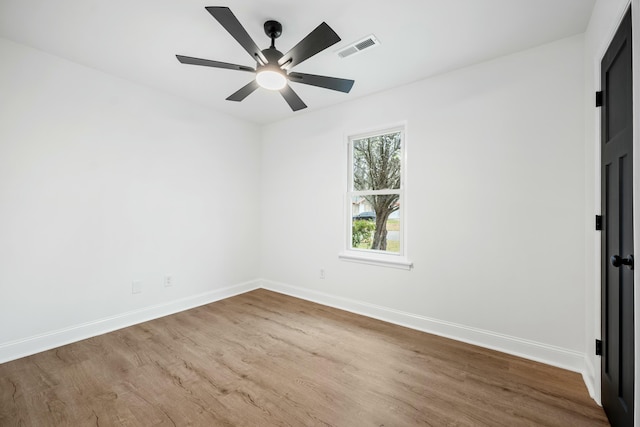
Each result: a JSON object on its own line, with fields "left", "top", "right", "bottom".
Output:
{"left": 601, "top": 8, "right": 634, "bottom": 427}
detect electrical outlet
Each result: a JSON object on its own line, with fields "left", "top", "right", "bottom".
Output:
{"left": 132, "top": 280, "right": 142, "bottom": 294}
{"left": 164, "top": 275, "right": 173, "bottom": 287}
{"left": 319, "top": 269, "right": 325, "bottom": 279}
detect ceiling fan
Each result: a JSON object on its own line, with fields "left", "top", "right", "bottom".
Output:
{"left": 176, "top": 7, "right": 355, "bottom": 112}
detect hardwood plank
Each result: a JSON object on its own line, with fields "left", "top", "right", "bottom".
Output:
{"left": 0, "top": 289, "right": 609, "bottom": 426}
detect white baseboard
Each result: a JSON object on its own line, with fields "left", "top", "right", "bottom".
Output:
{"left": 0, "top": 280, "right": 260, "bottom": 364}
{"left": 1, "top": 278, "right": 588, "bottom": 379}
{"left": 260, "top": 279, "right": 586, "bottom": 373}
{"left": 582, "top": 355, "right": 601, "bottom": 405}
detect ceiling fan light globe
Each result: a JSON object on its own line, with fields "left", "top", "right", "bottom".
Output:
{"left": 256, "top": 69, "right": 287, "bottom": 90}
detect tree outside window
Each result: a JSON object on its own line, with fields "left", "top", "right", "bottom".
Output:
{"left": 348, "top": 128, "right": 404, "bottom": 254}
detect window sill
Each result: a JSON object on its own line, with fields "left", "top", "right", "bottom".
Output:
{"left": 338, "top": 251, "right": 413, "bottom": 270}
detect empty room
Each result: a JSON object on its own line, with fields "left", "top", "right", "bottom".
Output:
{"left": 0, "top": 0, "right": 638, "bottom": 426}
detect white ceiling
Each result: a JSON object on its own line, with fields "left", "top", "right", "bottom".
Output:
{"left": 0, "top": 0, "right": 595, "bottom": 125}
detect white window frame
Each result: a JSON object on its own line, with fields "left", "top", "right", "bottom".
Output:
{"left": 339, "top": 124, "right": 412, "bottom": 270}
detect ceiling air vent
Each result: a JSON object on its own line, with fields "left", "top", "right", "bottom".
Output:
{"left": 336, "top": 35, "right": 380, "bottom": 59}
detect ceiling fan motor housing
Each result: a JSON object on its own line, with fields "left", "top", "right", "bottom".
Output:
{"left": 261, "top": 47, "right": 284, "bottom": 65}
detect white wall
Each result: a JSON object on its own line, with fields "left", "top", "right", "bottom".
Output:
{"left": 0, "top": 38, "right": 261, "bottom": 361}
{"left": 260, "top": 35, "right": 587, "bottom": 371}
{"left": 583, "top": 0, "right": 639, "bottom": 421}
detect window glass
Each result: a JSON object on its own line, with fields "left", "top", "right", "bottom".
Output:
{"left": 347, "top": 128, "right": 404, "bottom": 255}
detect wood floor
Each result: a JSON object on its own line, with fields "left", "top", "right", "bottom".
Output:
{"left": 1, "top": 289, "right": 608, "bottom": 426}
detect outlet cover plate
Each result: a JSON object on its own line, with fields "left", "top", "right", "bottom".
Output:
{"left": 132, "top": 280, "right": 142, "bottom": 294}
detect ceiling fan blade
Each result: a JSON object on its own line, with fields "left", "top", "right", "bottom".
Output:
{"left": 206, "top": 7, "right": 268, "bottom": 65}
{"left": 280, "top": 85, "right": 307, "bottom": 111}
{"left": 226, "top": 80, "right": 260, "bottom": 102}
{"left": 288, "top": 72, "right": 354, "bottom": 93}
{"left": 278, "top": 22, "right": 340, "bottom": 69}
{"left": 176, "top": 55, "right": 255, "bottom": 72}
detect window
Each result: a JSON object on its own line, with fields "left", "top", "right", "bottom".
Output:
{"left": 339, "top": 125, "right": 412, "bottom": 270}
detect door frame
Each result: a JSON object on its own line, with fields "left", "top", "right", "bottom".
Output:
{"left": 592, "top": 1, "right": 639, "bottom": 424}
